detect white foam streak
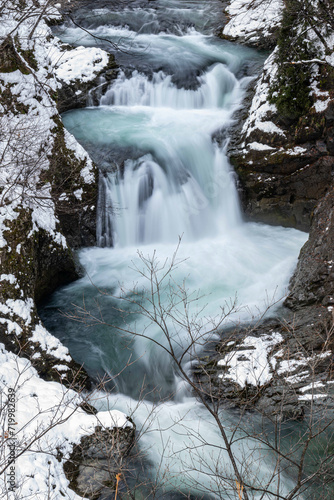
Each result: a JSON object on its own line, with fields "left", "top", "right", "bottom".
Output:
{"left": 101, "top": 65, "right": 238, "bottom": 109}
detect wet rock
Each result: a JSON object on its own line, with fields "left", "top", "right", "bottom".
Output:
{"left": 0, "top": 36, "right": 31, "bottom": 74}
{"left": 230, "top": 108, "right": 334, "bottom": 231}
{"left": 285, "top": 187, "right": 334, "bottom": 310}
{"left": 47, "top": 116, "right": 99, "bottom": 249}
{"left": 227, "top": 38, "right": 334, "bottom": 231}
{"left": 64, "top": 424, "right": 135, "bottom": 499}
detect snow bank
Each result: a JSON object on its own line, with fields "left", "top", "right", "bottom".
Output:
{"left": 241, "top": 50, "right": 285, "bottom": 143}
{"left": 50, "top": 45, "right": 110, "bottom": 84}
{"left": 223, "top": 0, "right": 283, "bottom": 45}
{"left": 225, "top": 0, "right": 334, "bottom": 159}
{"left": 218, "top": 331, "right": 332, "bottom": 402}
{"left": 0, "top": 344, "right": 131, "bottom": 499}
{"left": 0, "top": 2, "right": 121, "bottom": 497}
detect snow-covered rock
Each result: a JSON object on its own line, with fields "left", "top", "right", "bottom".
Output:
{"left": 0, "top": 2, "right": 130, "bottom": 497}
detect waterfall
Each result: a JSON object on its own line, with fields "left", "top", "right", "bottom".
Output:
{"left": 64, "top": 63, "right": 248, "bottom": 247}
{"left": 44, "top": 1, "right": 310, "bottom": 497}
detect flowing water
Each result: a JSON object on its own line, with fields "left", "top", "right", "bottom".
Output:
{"left": 41, "top": 0, "right": 310, "bottom": 497}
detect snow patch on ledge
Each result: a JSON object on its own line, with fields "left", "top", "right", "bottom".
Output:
{"left": 0, "top": 274, "right": 17, "bottom": 284}
{"left": 223, "top": 0, "right": 283, "bottom": 44}
{"left": 310, "top": 71, "right": 332, "bottom": 113}
{"left": 30, "top": 323, "right": 72, "bottom": 362}
{"left": 218, "top": 332, "right": 283, "bottom": 387}
{"left": 29, "top": 197, "right": 67, "bottom": 249}
{"left": 249, "top": 141, "right": 275, "bottom": 151}
{"left": 0, "top": 298, "right": 34, "bottom": 325}
{"left": 277, "top": 352, "right": 331, "bottom": 376}
{"left": 278, "top": 146, "right": 308, "bottom": 156}
{"left": 50, "top": 44, "right": 110, "bottom": 85}
{"left": 64, "top": 129, "right": 95, "bottom": 184}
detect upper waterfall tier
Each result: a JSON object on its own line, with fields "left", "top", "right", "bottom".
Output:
{"left": 63, "top": 61, "right": 250, "bottom": 246}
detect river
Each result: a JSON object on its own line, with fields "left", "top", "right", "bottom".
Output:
{"left": 40, "top": 0, "right": 308, "bottom": 497}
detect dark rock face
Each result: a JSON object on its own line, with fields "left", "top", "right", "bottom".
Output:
{"left": 33, "top": 228, "right": 79, "bottom": 303}
{"left": 231, "top": 106, "right": 334, "bottom": 231}
{"left": 285, "top": 187, "right": 334, "bottom": 310}
{"left": 228, "top": 57, "right": 334, "bottom": 231}
{"left": 64, "top": 425, "right": 135, "bottom": 499}
{"left": 47, "top": 116, "right": 99, "bottom": 249}
{"left": 0, "top": 209, "right": 77, "bottom": 304}
{"left": 0, "top": 208, "right": 91, "bottom": 390}
{"left": 233, "top": 145, "right": 334, "bottom": 231}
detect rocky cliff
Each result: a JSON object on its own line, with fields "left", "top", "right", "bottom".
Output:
{"left": 199, "top": 0, "right": 334, "bottom": 418}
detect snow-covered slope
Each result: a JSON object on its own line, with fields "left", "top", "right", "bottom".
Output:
{"left": 0, "top": 2, "right": 130, "bottom": 498}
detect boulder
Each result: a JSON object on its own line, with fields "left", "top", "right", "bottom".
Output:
{"left": 64, "top": 424, "right": 135, "bottom": 499}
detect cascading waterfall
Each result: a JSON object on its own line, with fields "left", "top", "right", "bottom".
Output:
{"left": 42, "top": 1, "right": 310, "bottom": 497}
{"left": 100, "top": 66, "right": 238, "bottom": 108}
{"left": 64, "top": 63, "right": 246, "bottom": 247}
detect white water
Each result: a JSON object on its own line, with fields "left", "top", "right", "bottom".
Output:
{"left": 63, "top": 63, "right": 249, "bottom": 247}
{"left": 45, "top": 1, "right": 309, "bottom": 497}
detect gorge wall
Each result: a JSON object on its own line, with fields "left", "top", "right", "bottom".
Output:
{"left": 201, "top": 0, "right": 334, "bottom": 417}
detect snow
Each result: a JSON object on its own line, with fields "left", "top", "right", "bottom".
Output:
{"left": 299, "top": 381, "right": 325, "bottom": 393}
{"left": 74, "top": 188, "right": 83, "bottom": 200}
{"left": 5, "top": 298, "right": 34, "bottom": 325}
{"left": 223, "top": 0, "right": 284, "bottom": 44}
{"left": 326, "top": 53, "right": 334, "bottom": 67}
{"left": 0, "top": 318, "right": 22, "bottom": 336}
{"left": 278, "top": 352, "right": 331, "bottom": 376}
{"left": 0, "top": 0, "right": 99, "bottom": 252}
{"left": 249, "top": 141, "right": 275, "bottom": 151}
{"left": 1, "top": 0, "right": 332, "bottom": 495}
{"left": 0, "top": 274, "right": 17, "bottom": 284}
{"left": 0, "top": 206, "right": 19, "bottom": 249}
{"left": 53, "top": 364, "right": 70, "bottom": 371}
{"left": 299, "top": 393, "right": 327, "bottom": 401}
{"left": 218, "top": 332, "right": 332, "bottom": 397}
{"left": 30, "top": 324, "right": 72, "bottom": 362}
{"left": 64, "top": 129, "right": 95, "bottom": 184}
{"left": 285, "top": 371, "right": 310, "bottom": 384}
{"left": 0, "top": 2, "right": 121, "bottom": 497}
{"left": 218, "top": 332, "right": 283, "bottom": 387}
{"left": 29, "top": 199, "right": 67, "bottom": 249}
{"left": 282, "top": 146, "right": 307, "bottom": 156}
{"left": 241, "top": 50, "right": 285, "bottom": 142}
{"left": 50, "top": 45, "right": 109, "bottom": 84}
{"left": 310, "top": 74, "right": 331, "bottom": 113}
{"left": 230, "top": 0, "right": 334, "bottom": 160}
{"left": 0, "top": 344, "right": 132, "bottom": 500}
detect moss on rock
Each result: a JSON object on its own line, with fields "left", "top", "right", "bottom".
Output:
{"left": 0, "top": 36, "right": 31, "bottom": 74}
{"left": 46, "top": 115, "right": 98, "bottom": 248}
{"left": 268, "top": 0, "right": 315, "bottom": 123}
